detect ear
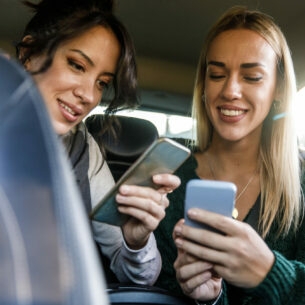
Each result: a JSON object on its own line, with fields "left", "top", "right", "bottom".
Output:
{"left": 19, "top": 35, "right": 34, "bottom": 69}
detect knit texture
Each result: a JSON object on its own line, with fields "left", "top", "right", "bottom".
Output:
{"left": 154, "top": 154, "right": 305, "bottom": 304}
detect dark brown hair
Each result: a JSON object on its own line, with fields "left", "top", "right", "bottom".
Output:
{"left": 16, "top": 0, "right": 138, "bottom": 113}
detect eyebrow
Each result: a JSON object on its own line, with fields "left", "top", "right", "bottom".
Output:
{"left": 70, "top": 49, "right": 94, "bottom": 66}
{"left": 70, "top": 48, "right": 116, "bottom": 77}
{"left": 207, "top": 60, "right": 265, "bottom": 69}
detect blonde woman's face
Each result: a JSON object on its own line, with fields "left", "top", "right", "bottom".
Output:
{"left": 204, "top": 29, "right": 277, "bottom": 143}
{"left": 27, "top": 26, "right": 120, "bottom": 135}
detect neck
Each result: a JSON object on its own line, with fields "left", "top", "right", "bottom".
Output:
{"left": 207, "top": 148, "right": 259, "bottom": 175}
{"left": 209, "top": 131, "right": 260, "bottom": 166}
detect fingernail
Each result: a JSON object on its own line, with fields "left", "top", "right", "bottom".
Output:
{"left": 188, "top": 209, "right": 198, "bottom": 217}
{"left": 153, "top": 175, "right": 161, "bottom": 182}
{"left": 120, "top": 185, "right": 129, "bottom": 194}
{"left": 174, "top": 226, "right": 182, "bottom": 236}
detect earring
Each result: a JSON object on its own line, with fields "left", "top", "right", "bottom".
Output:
{"left": 273, "top": 100, "right": 281, "bottom": 112}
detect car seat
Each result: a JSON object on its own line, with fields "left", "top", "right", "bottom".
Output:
{"left": 0, "top": 55, "right": 109, "bottom": 305}
{"left": 85, "top": 114, "right": 159, "bottom": 181}
{"left": 107, "top": 283, "right": 192, "bottom": 305}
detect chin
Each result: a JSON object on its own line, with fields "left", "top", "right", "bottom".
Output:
{"left": 53, "top": 123, "right": 71, "bottom": 136}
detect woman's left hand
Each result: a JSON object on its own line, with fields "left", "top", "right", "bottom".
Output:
{"left": 173, "top": 220, "right": 222, "bottom": 301}
{"left": 174, "top": 208, "right": 275, "bottom": 288}
{"left": 117, "top": 173, "right": 180, "bottom": 249}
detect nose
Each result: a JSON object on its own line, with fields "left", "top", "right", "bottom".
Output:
{"left": 73, "top": 81, "right": 99, "bottom": 106}
{"left": 221, "top": 75, "right": 242, "bottom": 100}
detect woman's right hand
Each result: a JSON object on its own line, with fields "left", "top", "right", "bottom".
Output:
{"left": 173, "top": 219, "right": 222, "bottom": 301}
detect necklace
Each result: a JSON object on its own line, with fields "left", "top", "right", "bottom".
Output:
{"left": 206, "top": 153, "right": 258, "bottom": 203}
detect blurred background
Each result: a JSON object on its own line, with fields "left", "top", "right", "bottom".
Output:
{"left": 1, "top": 0, "right": 305, "bottom": 141}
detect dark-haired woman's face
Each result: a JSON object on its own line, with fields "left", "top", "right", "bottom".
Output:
{"left": 27, "top": 26, "right": 120, "bottom": 135}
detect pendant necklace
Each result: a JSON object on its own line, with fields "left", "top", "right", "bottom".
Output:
{"left": 206, "top": 152, "right": 258, "bottom": 206}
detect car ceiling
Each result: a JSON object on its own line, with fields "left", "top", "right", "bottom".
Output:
{"left": 1, "top": 0, "right": 305, "bottom": 115}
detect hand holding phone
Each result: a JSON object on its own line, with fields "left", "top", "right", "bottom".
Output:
{"left": 184, "top": 179, "right": 237, "bottom": 232}
{"left": 91, "top": 137, "right": 191, "bottom": 226}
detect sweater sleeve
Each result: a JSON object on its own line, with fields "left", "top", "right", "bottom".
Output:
{"left": 92, "top": 221, "right": 161, "bottom": 285}
{"left": 240, "top": 169, "right": 305, "bottom": 304}
{"left": 241, "top": 213, "right": 305, "bottom": 305}
{"left": 87, "top": 131, "right": 161, "bottom": 285}
{"left": 212, "top": 246, "right": 305, "bottom": 305}
{"left": 241, "top": 249, "right": 305, "bottom": 304}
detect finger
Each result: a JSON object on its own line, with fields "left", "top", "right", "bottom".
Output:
{"left": 174, "top": 218, "right": 229, "bottom": 254}
{"left": 119, "top": 205, "right": 161, "bottom": 230}
{"left": 152, "top": 173, "right": 181, "bottom": 192}
{"left": 158, "top": 192, "right": 170, "bottom": 208}
{"left": 118, "top": 184, "right": 170, "bottom": 209}
{"left": 179, "top": 270, "right": 214, "bottom": 295}
{"left": 175, "top": 260, "right": 213, "bottom": 282}
{"left": 187, "top": 208, "right": 239, "bottom": 236}
{"left": 174, "top": 234, "right": 229, "bottom": 266}
{"left": 174, "top": 251, "right": 198, "bottom": 269}
{"left": 117, "top": 193, "right": 165, "bottom": 217}
{"left": 172, "top": 219, "right": 185, "bottom": 239}
{"left": 119, "top": 184, "right": 161, "bottom": 203}
{"left": 117, "top": 196, "right": 167, "bottom": 231}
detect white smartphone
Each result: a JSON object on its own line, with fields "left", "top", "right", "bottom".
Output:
{"left": 91, "top": 137, "right": 191, "bottom": 226}
{"left": 184, "top": 179, "right": 237, "bottom": 232}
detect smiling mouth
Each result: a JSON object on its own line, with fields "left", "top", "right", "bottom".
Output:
{"left": 220, "top": 108, "right": 246, "bottom": 117}
{"left": 59, "top": 101, "right": 76, "bottom": 116}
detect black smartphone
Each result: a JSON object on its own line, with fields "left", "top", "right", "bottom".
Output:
{"left": 91, "top": 137, "right": 191, "bottom": 226}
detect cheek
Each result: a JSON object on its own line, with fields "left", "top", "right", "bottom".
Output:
{"left": 32, "top": 75, "right": 52, "bottom": 102}
{"left": 32, "top": 67, "right": 60, "bottom": 93}
{"left": 91, "top": 91, "right": 103, "bottom": 109}
{"left": 253, "top": 88, "right": 274, "bottom": 115}
{"left": 205, "top": 80, "right": 220, "bottom": 102}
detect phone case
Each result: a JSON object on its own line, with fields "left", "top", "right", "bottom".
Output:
{"left": 184, "top": 179, "right": 236, "bottom": 231}
{"left": 91, "top": 137, "right": 191, "bottom": 226}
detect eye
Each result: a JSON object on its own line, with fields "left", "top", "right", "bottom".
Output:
{"left": 244, "top": 76, "right": 263, "bottom": 82}
{"left": 97, "top": 80, "right": 110, "bottom": 91}
{"left": 208, "top": 74, "right": 225, "bottom": 80}
{"left": 67, "top": 58, "right": 84, "bottom": 72}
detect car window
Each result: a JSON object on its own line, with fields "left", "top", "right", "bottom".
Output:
{"left": 87, "top": 105, "right": 195, "bottom": 140}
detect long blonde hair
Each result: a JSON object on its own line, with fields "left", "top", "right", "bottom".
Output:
{"left": 192, "top": 6, "right": 303, "bottom": 237}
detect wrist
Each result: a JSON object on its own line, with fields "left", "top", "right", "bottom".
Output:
{"left": 195, "top": 289, "right": 223, "bottom": 305}
{"left": 123, "top": 231, "right": 150, "bottom": 250}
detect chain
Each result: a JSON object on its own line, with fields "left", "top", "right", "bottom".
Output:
{"left": 206, "top": 152, "right": 257, "bottom": 203}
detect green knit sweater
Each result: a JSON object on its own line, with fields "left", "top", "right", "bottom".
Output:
{"left": 154, "top": 154, "right": 305, "bottom": 305}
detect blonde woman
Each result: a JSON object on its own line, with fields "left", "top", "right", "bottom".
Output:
{"left": 154, "top": 6, "right": 305, "bottom": 304}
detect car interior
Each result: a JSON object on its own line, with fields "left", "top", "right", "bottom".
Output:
{"left": 1, "top": 0, "right": 305, "bottom": 304}
{"left": 85, "top": 114, "right": 159, "bottom": 181}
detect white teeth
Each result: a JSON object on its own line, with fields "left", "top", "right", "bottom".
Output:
{"left": 59, "top": 102, "right": 76, "bottom": 115}
{"left": 220, "top": 108, "right": 244, "bottom": 116}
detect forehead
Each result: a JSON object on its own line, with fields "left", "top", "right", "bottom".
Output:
{"left": 56, "top": 25, "right": 121, "bottom": 72}
{"left": 60, "top": 25, "right": 119, "bottom": 48}
{"left": 207, "top": 29, "right": 277, "bottom": 66}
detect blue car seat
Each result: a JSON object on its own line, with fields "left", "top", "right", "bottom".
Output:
{"left": 0, "top": 55, "right": 109, "bottom": 305}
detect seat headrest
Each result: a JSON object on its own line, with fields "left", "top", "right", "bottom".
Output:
{"left": 85, "top": 114, "right": 159, "bottom": 162}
